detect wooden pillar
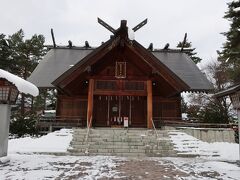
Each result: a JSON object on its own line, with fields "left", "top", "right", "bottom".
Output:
{"left": 87, "top": 79, "right": 94, "bottom": 127}
{"left": 147, "top": 80, "right": 153, "bottom": 129}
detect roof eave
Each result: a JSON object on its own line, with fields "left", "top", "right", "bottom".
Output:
{"left": 215, "top": 84, "right": 240, "bottom": 98}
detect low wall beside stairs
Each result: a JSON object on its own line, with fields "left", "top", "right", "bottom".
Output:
{"left": 163, "top": 126, "right": 235, "bottom": 143}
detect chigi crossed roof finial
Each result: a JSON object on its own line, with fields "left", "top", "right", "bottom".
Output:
{"left": 97, "top": 17, "right": 148, "bottom": 34}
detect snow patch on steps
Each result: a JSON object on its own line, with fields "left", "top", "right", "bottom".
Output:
{"left": 168, "top": 130, "right": 239, "bottom": 161}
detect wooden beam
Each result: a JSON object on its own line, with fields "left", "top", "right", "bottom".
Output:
{"left": 97, "top": 17, "right": 116, "bottom": 34}
{"left": 87, "top": 79, "right": 94, "bottom": 127}
{"left": 147, "top": 80, "right": 153, "bottom": 129}
{"left": 93, "top": 90, "right": 147, "bottom": 96}
{"left": 51, "top": 28, "right": 56, "bottom": 48}
{"left": 132, "top": 18, "right": 148, "bottom": 32}
{"left": 181, "top": 33, "right": 187, "bottom": 52}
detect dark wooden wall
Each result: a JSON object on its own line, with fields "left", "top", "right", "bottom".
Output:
{"left": 56, "top": 95, "right": 88, "bottom": 125}
{"left": 153, "top": 96, "right": 181, "bottom": 119}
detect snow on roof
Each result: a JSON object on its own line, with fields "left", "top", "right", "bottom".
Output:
{"left": 0, "top": 69, "right": 39, "bottom": 97}
{"left": 128, "top": 28, "right": 135, "bottom": 40}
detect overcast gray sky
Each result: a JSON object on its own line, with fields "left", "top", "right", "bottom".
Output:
{"left": 0, "top": 0, "right": 232, "bottom": 68}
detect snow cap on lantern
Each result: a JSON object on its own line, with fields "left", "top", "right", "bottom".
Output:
{"left": 0, "top": 69, "right": 39, "bottom": 104}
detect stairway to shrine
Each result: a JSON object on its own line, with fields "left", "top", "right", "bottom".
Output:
{"left": 68, "top": 128, "right": 176, "bottom": 157}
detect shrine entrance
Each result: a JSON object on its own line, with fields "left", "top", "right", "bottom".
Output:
{"left": 93, "top": 95, "right": 147, "bottom": 128}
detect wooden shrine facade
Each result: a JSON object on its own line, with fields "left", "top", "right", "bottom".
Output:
{"left": 29, "top": 19, "right": 213, "bottom": 130}
{"left": 56, "top": 78, "right": 182, "bottom": 128}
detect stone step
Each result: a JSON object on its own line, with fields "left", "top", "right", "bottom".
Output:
{"left": 71, "top": 143, "right": 147, "bottom": 148}
{"left": 68, "top": 150, "right": 175, "bottom": 156}
{"left": 72, "top": 135, "right": 171, "bottom": 139}
{"left": 72, "top": 136, "right": 167, "bottom": 141}
{"left": 71, "top": 141, "right": 160, "bottom": 146}
{"left": 72, "top": 141, "right": 170, "bottom": 147}
{"left": 76, "top": 131, "right": 167, "bottom": 135}
{"left": 71, "top": 141, "right": 145, "bottom": 146}
{"left": 70, "top": 152, "right": 147, "bottom": 157}
{"left": 91, "top": 148, "right": 146, "bottom": 153}
{"left": 85, "top": 131, "right": 165, "bottom": 135}
{"left": 71, "top": 144, "right": 146, "bottom": 149}
{"left": 71, "top": 141, "right": 173, "bottom": 148}
{"left": 73, "top": 128, "right": 168, "bottom": 132}
{"left": 73, "top": 133, "right": 167, "bottom": 137}
{"left": 71, "top": 140, "right": 173, "bottom": 146}
{"left": 71, "top": 145, "right": 173, "bottom": 152}
{"left": 72, "top": 128, "right": 167, "bottom": 132}
{"left": 73, "top": 133, "right": 169, "bottom": 139}
{"left": 69, "top": 128, "right": 175, "bottom": 157}
{"left": 68, "top": 149, "right": 176, "bottom": 157}
{"left": 72, "top": 137, "right": 168, "bottom": 143}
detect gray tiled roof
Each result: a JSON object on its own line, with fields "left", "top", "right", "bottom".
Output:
{"left": 28, "top": 48, "right": 92, "bottom": 88}
{"left": 152, "top": 52, "right": 213, "bottom": 91}
{"left": 28, "top": 48, "right": 213, "bottom": 91}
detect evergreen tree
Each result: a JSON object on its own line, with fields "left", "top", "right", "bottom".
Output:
{"left": 7, "top": 29, "right": 46, "bottom": 116}
{"left": 218, "top": 0, "right": 240, "bottom": 83}
{"left": 8, "top": 29, "right": 46, "bottom": 79}
{"left": 0, "top": 34, "right": 13, "bottom": 72}
{"left": 177, "top": 40, "right": 202, "bottom": 64}
{"left": 0, "top": 30, "right": 47, "bottom": 136}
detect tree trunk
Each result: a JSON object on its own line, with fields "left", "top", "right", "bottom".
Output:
{"left": 20, "top": 93, "right": 25, "bottom": 116}
{"left": 43, "top": 89, "right": 47, "bottom": 110}
{"left": 31, "top": 96, "right": 34, "bottom": 111}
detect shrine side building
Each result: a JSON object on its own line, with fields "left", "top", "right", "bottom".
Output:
{"left": 28, "top": 20, "right": 213, "bottom": 129}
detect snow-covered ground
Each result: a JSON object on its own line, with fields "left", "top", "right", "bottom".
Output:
{"left": 8, "top": 129, "right": 73, "bottom": 153}
{"left": 169, "top": 130, "right": 239, "bottom": 161}
{"left": 0, "top": 129, "right": 240, "bottom": 179}
{"left": 0, "top": 154, "right": 123, "bottom": 180}
{"left": 158, "top": 157, "right": 240, "bottom": 180}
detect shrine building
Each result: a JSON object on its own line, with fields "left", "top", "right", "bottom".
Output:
{"left": 28, "top": 19, "right": 213, "bottom": 130}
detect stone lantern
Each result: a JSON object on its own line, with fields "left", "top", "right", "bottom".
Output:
{"left": 0, "top": 78, "right": 19, "bottom": 104}
{"left": 0, "top": 69, "right": 39, "bottom": 159}
{"left": 0, "top": 78, "right": 19, "bottom": 157}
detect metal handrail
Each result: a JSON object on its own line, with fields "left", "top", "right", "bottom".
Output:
{"left": 84, "top": 116, "right": 92, "bottom": 154}
{"left": 151, "top": 118, "right": 159, "bottom": 139}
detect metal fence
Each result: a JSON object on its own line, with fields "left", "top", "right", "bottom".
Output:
{"left": 37, "top": 116, "right": 87, "bottom": 128}
{"left": 153, "top": 117, "right": 233, "bottom": 128}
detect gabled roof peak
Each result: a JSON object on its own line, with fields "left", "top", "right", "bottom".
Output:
{"left": 97, "top": 18, "right": 147, "bottom": 41}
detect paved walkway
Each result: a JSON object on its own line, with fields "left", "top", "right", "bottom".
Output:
{"left": 1, "top": 154, "right": 240, "bottom": 180}
{"left": 103, "top": 159, "right": 188, "bottom": 179}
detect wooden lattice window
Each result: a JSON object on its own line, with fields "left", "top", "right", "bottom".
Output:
{"left": 95, "top": 80, "right": 117, "bottom": 90}
{"left": 125, "top": 81, "right": 145, "bottom": 91}
{"left": 115, "top": 62, "right": 126, "bottom": 78}
{"left": 0, "top": 87, "right": 9, "bottom": 101}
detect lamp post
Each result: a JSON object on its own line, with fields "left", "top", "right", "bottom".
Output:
{"left": 0, "top": 78, "right": 19, "bottom": 158}
{"left": 0, "top": 69, "right": 39, "bottom": 160}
